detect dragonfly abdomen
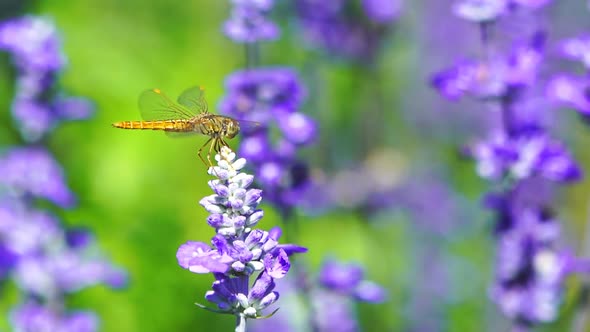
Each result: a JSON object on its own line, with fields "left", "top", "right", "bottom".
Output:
{"left": 112, "top": 120, "right": 193, "bottom": 131}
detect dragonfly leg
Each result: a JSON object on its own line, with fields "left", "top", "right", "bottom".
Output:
{"left": 206, "top": 137, "right": 217, "bottom": 168}
{"left": 197, "top": 137, "right": 213, "bottom": 168}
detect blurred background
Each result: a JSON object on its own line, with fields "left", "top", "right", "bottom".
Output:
{"left": 2, "top": 1, "right": 590, "bottom": 331}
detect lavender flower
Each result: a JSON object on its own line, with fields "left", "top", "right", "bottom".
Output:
{"left": 308, "top": 259, "right": 387, "bottom": 331}
{"left": 177, "top": 147, "right": 306, "bottom": 323}
{"left": 0, "top": 14, "right": 125, "bottom": 332}
{"left": 0, "top": 16, "right": 93, "bottom": 141}
{"left": 11, "top": 302, "right": 98, "bottom": 332}
{"left": 432, "top": 2, "right": 587, "bottom": 327}
{"left": 219, "top": 68, "right": 317, "bottom": 215}
{"left": 485, "top": 184, "right": 590, "bottom": 324}
{"left": 224, "top": 0, "right": 279, "bottom": 43}
{"left": 0, "top": 199, "right": 126, "bottom": 298}
{"left": 557, "top": 35, "right": 590, "bottom": 69}
{"left": 0, "top": 148, "right": 76, "bottom": 208}
{"left": 546, "top": 36, "right": 590, "bottom": 118}
{"left": 249, "top": 258, "right": 386, "bottom": 332}
{"left": 452, "top": 0, "right": 509, "bottom": 22}
{"left": 469, "top": 131, "right": 581, "bottom": 183}
{"left": 361, "top": 0, "right": 402, "bottom": 23}
{"left": 318, "top": 258, "right": 386, "bottom": 303}
{"left": 431, "top": 32, "right": 545, "bottom": 101}
{"left": 294, "top": 0, "right": 401, "bottom": 62}
{"left": 546, "top": 75, "right": 590, "bottom": 117}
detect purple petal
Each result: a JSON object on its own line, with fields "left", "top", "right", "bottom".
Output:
{"left": 353, "top": 280, "right": 387, "bottom": 303}
{"left": 264, "top": 249, "right": 290, "bottom": 279}
{"left": 176, "top": 241, "right": 211, "bottom": 269}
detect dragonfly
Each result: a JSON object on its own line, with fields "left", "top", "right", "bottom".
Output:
{"left": 112, "top": 86, "right": 253, "bottom": 167}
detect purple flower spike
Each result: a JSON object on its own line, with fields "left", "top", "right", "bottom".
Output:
{"left": 319, "top": 259, "right": 364, "bottom": 294}
{"left": 471, "top": 131, "right": 581, "bottom": 183}
{"left": 223, "top": 0, "right": 279, "bottom": 43}
{"left": 432, "top": 33, "right": 544, "bottom": 100}
{"left": 295, "top": 0, "right": 399, "bottom": 62}
{"left": 0, "top": 16, "right": 64, "bottom": 71}
{"left": 0, "top": 148, "right": 76, "bottom": 208}
{"left": 220, "top": 67, "right": 317, "bottom": 214}
{"left": 0, "top": 16, "right": 94, "bottom": 141}
{"left": 319, "top": 258, "right": 387, "bottom": 304}
{"left": 431, "top": 59, "right": 501, "bottom": 100}
{"left": 11, "top": 302, "right": 98, "bottom": 332}
{"left": 220, "top": 68, "right": 306, "bottom": 124}
{"left": 276, "top": 111, "right": 317, "bottom": 145}
{"left": 180, "top": 147, "right": 305, "bottom": 319}
{"left": 354, "top": 280, "right": 387, "bottom": 303}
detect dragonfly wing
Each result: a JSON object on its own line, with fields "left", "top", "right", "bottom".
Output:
{"left": 177, "top": 86, "right": 208, "bottom": 114}
{"left": 138, "top": 88, "right": 196, "bottom": 121}
{"left": 164, "top": 131, "right": 199, "bottom": 138}
{"left": 237, "top": 119, "right": 263, "bottom": 134}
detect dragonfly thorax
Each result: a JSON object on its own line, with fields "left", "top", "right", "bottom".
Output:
{"left": 197, "top": 115, "right": 240, "bottom": 139}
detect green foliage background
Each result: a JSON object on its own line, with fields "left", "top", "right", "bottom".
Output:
{"left": 1, "top": 1, "right": 590, "bottom": 331}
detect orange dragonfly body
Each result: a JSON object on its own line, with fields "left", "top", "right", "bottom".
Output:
{"left": 112, "top": 86, "right": 243, "bottom": 167}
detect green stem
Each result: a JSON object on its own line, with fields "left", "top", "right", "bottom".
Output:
{"left": 245, "top": 43, "right": 260, "bottom": 69}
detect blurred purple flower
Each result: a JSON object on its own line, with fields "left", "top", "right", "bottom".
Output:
{"left": 10, "top": 302, "right": 98, "bottom": 332}
{"left": 319, "top": 258, "right": 386, "bottom": 303}
{"left": 433, "top": 1, "right": 584, "bottom": 327}
{"left": 220, "top": 68, "right": 306, "bottom": 124}
{"left": 470, "top": 131, "right": 581, "bottom": 183}
{"left": 452, "top": 0, "right": 509, "bottom": 22}
{"left": 0, "top": 16, "right": 94, "bottom": 141}
{"left": 0, "top": 16, "right": 64, "bottom": 71}
{"left": 294, "top": 0, "right": 400, "bottom": 62}
{"left": 220, "top": 68, "right": 316, "bottom": 214}
{"left": 0, "top": 200, "right": 61, "bottom": 257}
{"left": 431, "top": 32, "right": 545, "bottom": 100}
{"left": 452, "top": 0, "right": 551, "bottom": 22}
{"left": 546, "top": 74, "right": 590, "bottom": 117}
{"left": 224, "top": 0, "right": 279, "bottom": 43}
{"left": 0, "top": 202, "right": 126, "bottom": 330}
{"left": 0, "top": 201, "right": 126, "bottom": 298}
{"left": 0, "top": 243, "right": 18, "bottom": 280}
{"left": 313, "top": 289, "right": 360, "bottom": 332}
{"left": 177, "top": 147, "right": 306, "bottom": 319}
{"left": 0, "top": 148, "right": 76, "bottom": 208}
{"left": 251, "top": 258, "right": 387, "bottom": 332}
{"left": 0, "top": 14, "right": 125, "bottom": 332}
{"left": 487, "top": 188, "right": 590, "bottom": 324}
{"left": 361, "top": 0, "right": 402, "bottom": 23}
{"left": 557, "top": 35, "right": 590, "bottom": 69}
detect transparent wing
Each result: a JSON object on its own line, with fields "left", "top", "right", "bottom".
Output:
{"left": 164, "top": 131, "right": 199, "bottom": 138}
{"left": 138, "top": 88, "right": 196, "bottom": 121}
{"left": 177, "top": 86, "right": 208, "bottom": 114}
{"left": 236, "top": 119, "right": 262, "bottom": 134}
